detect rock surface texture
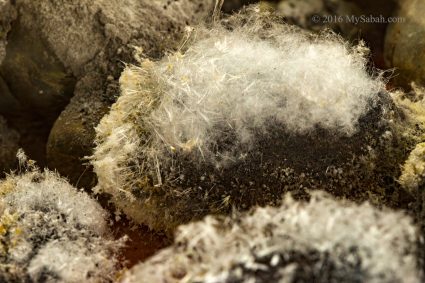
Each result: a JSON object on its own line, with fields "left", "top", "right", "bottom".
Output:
{"left": 385, "top": 0, "right": 425, "bottom": 87}
{"left": 0, "top": 0, "right": 15, "bottom": 63}
{"left": 261, "top": 0, "right": 396, "bottom": 66}
{"left": 46, "top": 0, "right": 214, "bottom": 187}
{"left": 0, "top": 0, "right": 215, "bottom": 187}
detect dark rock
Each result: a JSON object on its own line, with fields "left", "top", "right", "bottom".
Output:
{"left": 0, "top": 0, "right": 15, "bottom": 63}
{"left": 0, "top": 0, "right": 215, "bottom": 188}
{"left": 266, "top": 0, "right": 396, "bottom": 67}
{"left": 384, "top": 0, "right": 425, "bottom": 87}
{"left": 222, "top": 0, "right": 258, "bottom": 13}
{"left": 0, "top": 115, "right": 19, "bottom": 175}
{"left": 46, "top": 0, "right": 214, "bottom": 188}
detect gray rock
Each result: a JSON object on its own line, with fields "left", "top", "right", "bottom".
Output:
{"left": 385, "top": 0, "right": 425, "bottom": 87}
{"left": 0, "top": 0, "right": 215, "bottom": 187}
{"left": 0, "top": 0, "right": 15, "bottom": 63}
{"left": 0, "top": 0, "right": 77, "bottom": 166}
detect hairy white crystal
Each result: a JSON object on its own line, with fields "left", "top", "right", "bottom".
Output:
{"left": 0, "top": 152, "right": 123, "bottom": 282}
{"left": 92, "top": 6, "right": 384, "bottom": 230}
{"left": 122, "top": 192, "right": 420, "bottom": 283}
{"left": 147, "top": 17, "right": 382, "bottom": 165}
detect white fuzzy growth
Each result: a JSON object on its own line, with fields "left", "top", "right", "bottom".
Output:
{"left": 27, "top": 240, "right": 118, "bottom": 282}
{"left": 92, "top": 8, "right": 385, "bottom": 228}
{"left": 122, "top": 192, "right": 419, "bottom": 283}
{"left": 148, "top": 21, "right": 383, "bottom": 163}
{"left": 0, "top": 156, "right": 123, "bottom": 282}
{"left": 4, "top": 170, "right": 108, "bottom": 233}
{"left": 93, "top": 62, "right": 158, "bottom": 194}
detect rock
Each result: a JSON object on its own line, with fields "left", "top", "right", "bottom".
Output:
{"left": 92, "top": 7, "right": 420, "bottom": 232}
{"left": 0, "top": 2, "right": 20, "bottom": 172}
{"left": 1, "top": 1, "right": 214, "bottom": 173}
{"left": 264, "top": 0, "right": 396, "bottom": 67}
{"left": 0, "top": 115, "right": 19, "bottom": 175}
{"left": 350, "top": 0, "right": 397, "bottom": 67}
{"left": 0, "top": 153, "right": 124, "bottom": 282}
{"left": 222, "top": 0, "right": 257, "bottom": 12}
{"left": 1, "top": 6, "right": 77, "bottom": 122}
{"left": 0, "top": 0, "right": 77, "bottom": 167}
{"left": 14, "top": 0, "right": 214, "bottom": 187}
{"left": 385, "top": 0, "right": 425, "bottom": 87}
{"left": 0, "top": 0, "right": 15, "bottom": 63}
{"left": 121, "top": 192, "right": 420, "bottom": 283}
{"left": 48, "top": 74, "right": 109, "bottom": 188}
{"left": 0, "top": 75, "right": 19, "bottom": 124}
{"left": 0, "top": 11, "right": 76, "bottom": 165}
